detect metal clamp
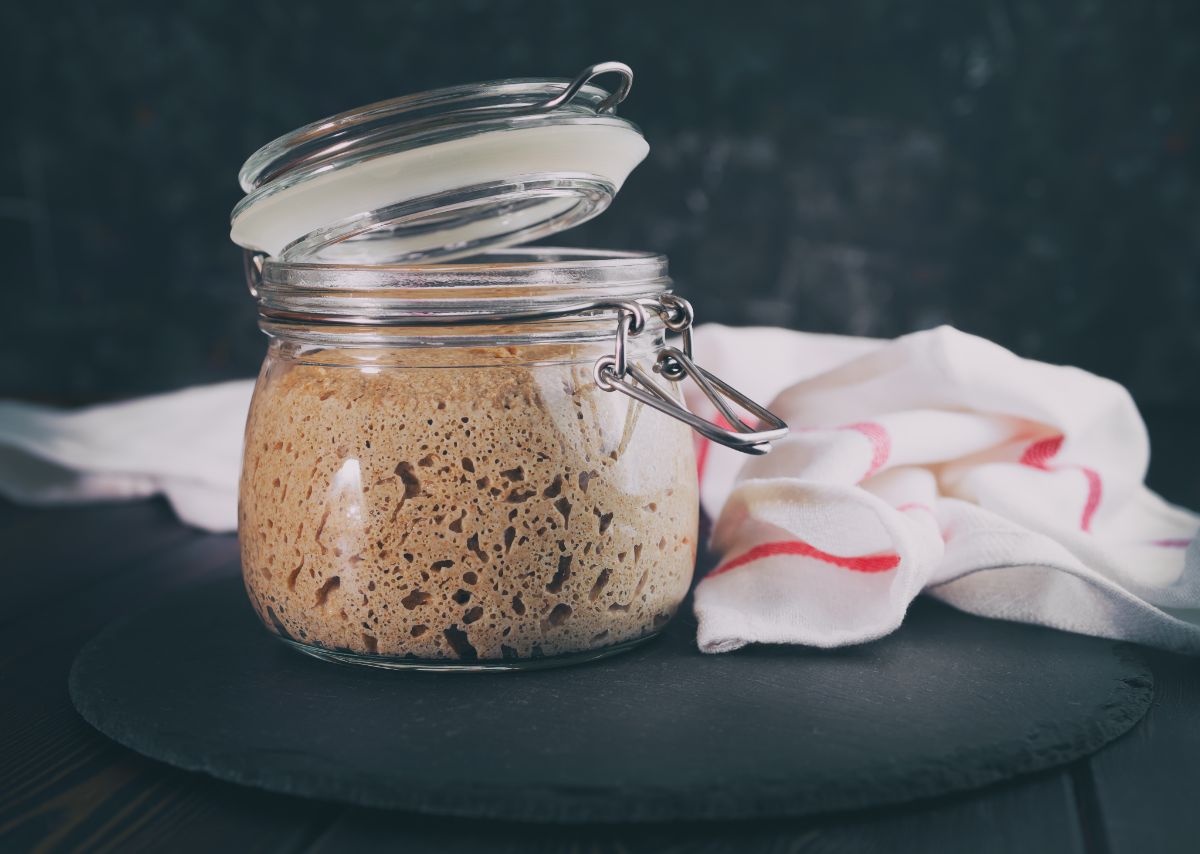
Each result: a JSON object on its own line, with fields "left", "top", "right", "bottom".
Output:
{"left": 245, "top": 244, "right": 787, "bottom": 455}
{"left": 244, "top": 250, "right": 265, "bottom": 298}
{"left": 593, "top": 296, "right": 788, "bottom": 455}
{"left": 538, "top": 62, "right": 634, "bottom": 114}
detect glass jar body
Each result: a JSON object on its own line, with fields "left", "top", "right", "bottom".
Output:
{"left": 238, "top": 331, "right": 699, "bottom": 670}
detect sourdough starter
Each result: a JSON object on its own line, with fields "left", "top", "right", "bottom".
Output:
{"left": 239, "top": 346, "right": 698, "bottom": 663}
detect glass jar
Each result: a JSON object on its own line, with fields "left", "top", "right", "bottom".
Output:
{"left": 231, "top": 63, "right": 785, "bottom": 670}
{"left": 240, "top": 249, "right": 705, "bottom": 669}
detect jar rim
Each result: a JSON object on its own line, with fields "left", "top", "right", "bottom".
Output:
{"left": 262, "top": 246, "right": 665, "bottom": 278}
{"left": 253, "top": 246, "right": 672, "bottom": 325}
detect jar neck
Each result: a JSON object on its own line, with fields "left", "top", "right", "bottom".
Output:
{"left": 261, "top": 315, "right": 667, "bottom": 369}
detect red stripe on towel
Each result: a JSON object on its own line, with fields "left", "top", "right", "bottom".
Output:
{"left": 1019, "top": 435, "right": 1064, "bottom": 468}
{"left": 841, "top": 422, "right": 891, "bottom": 480}
{"left": 710, "top": 540, "right": 900, "bottom": 577}
{"left": 1078, "top": 468, "right": 1103, "bottom": 532}
{"left": 1019, "top": 435, "right": 1103, "bottom": 532}
{"left": 696, "top": 414, "right": 734, "bottom": 484}
{"left": 695, "top": 435, "right": 711, "bottom": 483}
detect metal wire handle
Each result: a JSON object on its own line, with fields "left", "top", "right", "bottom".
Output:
{"left": 537, "top": 62, "right": 634, "bottom": 114}
{"left": 593, "top": 296, "right": 788, "bottom": 455}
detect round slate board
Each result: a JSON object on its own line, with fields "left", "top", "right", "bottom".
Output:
{"left": 70, "top": 575, "right": 1152, "bottom": 823}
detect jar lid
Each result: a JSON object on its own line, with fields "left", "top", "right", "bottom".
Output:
{"left": 230, "top": 62, "right": 646, "bottom": 265}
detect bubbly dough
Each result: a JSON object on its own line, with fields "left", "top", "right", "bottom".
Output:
{"left": 239, "top": 345, "right": 698, "bottom": 663}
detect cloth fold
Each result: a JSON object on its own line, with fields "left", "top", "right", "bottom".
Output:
{"left": 686, "top": 325, "right": 1200, "bottom": 655}
{"left": 0, "top": 380, "right": 252, "bottom": 531}
{"left": 1, "top": 325, "right": 1196, "bottom": 653}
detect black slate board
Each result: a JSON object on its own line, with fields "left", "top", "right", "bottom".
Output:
{"left": 69, "top": 576, "right": 1152, "bottom": 823}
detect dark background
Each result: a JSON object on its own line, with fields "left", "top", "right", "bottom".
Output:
{"left": 4, "top": 0, "right": 1198, "bottom": 405}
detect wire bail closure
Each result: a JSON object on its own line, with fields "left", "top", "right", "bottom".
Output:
{"left": 536, "top": 61, "right": 633, "bottom": 114}
{"left": 593, "top": 296, "right": 788, "bottom": 455}
{"left": 248, "top": 249, "right": 787, "bottom": 455}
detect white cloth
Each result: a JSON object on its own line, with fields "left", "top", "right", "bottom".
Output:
{"left": 0, "top": 380, "right": 252, "bottom": 531}
{"left": 1, "top": 325, "right": 1197, "bottom": 654}
{"left": 687, "top": 325, "right": 1200, "bottom": 655}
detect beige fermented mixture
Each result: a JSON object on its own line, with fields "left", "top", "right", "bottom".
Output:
{"left": 240, "top": 345, "right": 698, "bottom": 663}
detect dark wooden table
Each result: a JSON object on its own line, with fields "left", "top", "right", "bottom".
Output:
{"left": 2, "top": 406, "right": 1197, "bottom": 853}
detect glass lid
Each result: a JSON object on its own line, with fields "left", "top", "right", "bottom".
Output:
{"left": 230, "top": 62, "right": 647, "bottom": 265}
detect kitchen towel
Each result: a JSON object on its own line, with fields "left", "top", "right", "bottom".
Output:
{"left": 0, "top": 380, "right": 252, "bottom": 532}
{"left": 1, "top": 325, "right": 1196, "bottom": 653}
{"left": 687, "top": 325, "right": 1200, "bottom": 655}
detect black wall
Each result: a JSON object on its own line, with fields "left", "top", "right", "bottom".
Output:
{"left": 5, "top": 1, "right": 1198, "bottom": 405}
